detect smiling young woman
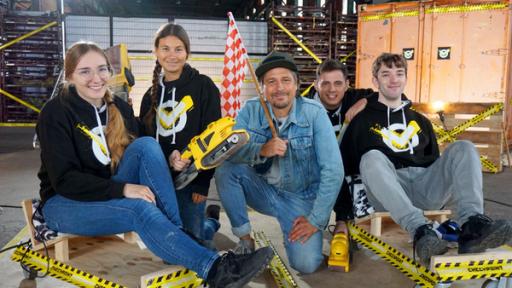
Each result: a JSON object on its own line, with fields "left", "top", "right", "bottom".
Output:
{"left": 36, "top": 41, "right": 272, "bottom": 288}
{"left": 139, "top": 23, "right": 222, "bottom": 248}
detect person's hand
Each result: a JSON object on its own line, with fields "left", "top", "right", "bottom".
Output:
{"left": 260, "top": 137, "right": 288, "bottom": 158}
{"left": 288, "top": 216, "right": 318, "bottom": 244}
{"left": 169, "top": 150, "right": 191, "bottom": 172}
{"left": 334, "top": 220, "right": 348, "bottom": 234}
{"left": 345, "top": 98, "right": 367, "bottom": 123}
{"left": 192, "top": 192, "right": 207, "bottom": 204}
{"left": 123, "top": 184, "right": 156, "bottom": 204}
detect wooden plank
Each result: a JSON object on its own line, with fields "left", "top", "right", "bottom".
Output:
{"left": 430, "top": 250, "right": 512, "bottom": 271}
{"left": 414, "top": 102, "right": 501, "bottom": 114}
{"left": 449, "top": 131, "right": 502, "bottom": 145}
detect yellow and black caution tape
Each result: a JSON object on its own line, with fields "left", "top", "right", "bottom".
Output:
{"left": 434, "top": 258, "right": 512, "bottom": 282}
{"left": 11, "top": 246, "right": 125, "bottom": 288}
{"left": 432, "top": 122, "right": 499, "bottom": 173}
{"left": 254, "top": 231, "right": 298, "bottom": 288}
{"left": 347, "top": 222, "right": 439, "bottom": 287}
{"left": 360, "top": 10, "right": 419, "bottom": 22}
{"left": 360, "top": 2, "right": 508, "bottom": 22}
{"left": 436, "top": 103, "right": 504, "bottom": 144}
{"left": 427, "top": 102, "right": 504, "bottom": 172}
{"left": 426, "top": 3, "right": 508, "bottom": 14}
{"left": 144, "top": 268, "right": 206, "bottom": 288}
{"left": 481, "top": 157, "right": 499, "bottom": 173}
{"left": 0, "top": 122, "right": 36, "bottom": 127}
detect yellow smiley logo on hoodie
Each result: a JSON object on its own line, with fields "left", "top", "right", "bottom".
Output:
{"left": 157, "top": 95, "right": 194, "bottom": 136}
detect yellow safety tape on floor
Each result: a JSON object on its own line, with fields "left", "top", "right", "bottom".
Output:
{"left": 348, "top": 222, "right": 439, "bottom": 288}
{"left": 11, "top": 246, "right": 125, "bottom": 288}
{"left": 254, "top": 231, "right": 298, "bottom": 288}
{"left": 144, "top": 268, "right": 206, "bottom": 288}
{"left": 434, "top": 258, "right": 512, "bottom": 282}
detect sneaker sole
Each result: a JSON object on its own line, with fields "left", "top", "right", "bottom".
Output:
{"left": 459, "top": 223, "right": 512, "bottom": 254}
{"left": 417, "top": 238, "right": 449, "bottom": 266}
{"left": 225, "top": 248, "right": 274, "bottom": 288}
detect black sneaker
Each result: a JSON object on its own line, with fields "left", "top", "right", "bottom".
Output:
{"left": 206, "top": 204, "right": 221, "bottom": 221}
{"left": 206, "top": 247, "right": 274, "bottom": 288}
{"left": 458, "top": 214, "right": 512, "bottom": 254}
{"left": 413, "top": 224, "right": 449, "bottom": 266}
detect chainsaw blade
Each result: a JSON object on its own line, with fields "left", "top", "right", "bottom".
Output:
{"left": 200, "top": 131, "right": 249, "bottom": 168}
{"left": 175, "top": 163, "right": 199, "bottom": 190}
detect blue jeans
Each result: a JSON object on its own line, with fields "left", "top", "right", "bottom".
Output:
{"left": 215, "top": 161, "right": 324, "bottom": 274}
{"left": 176, "top": 187, "right": 220, "bottom": 249}
{"left": 42, "top": 137, "right": 219, "bottom": 279}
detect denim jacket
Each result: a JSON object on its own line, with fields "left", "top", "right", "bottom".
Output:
{"left": 230, "top": 96, "right": 343, "bottom": 230}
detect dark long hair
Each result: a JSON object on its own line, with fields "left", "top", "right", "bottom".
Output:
{"left": 143, "top": 23, "right": 191, "bottom": 135}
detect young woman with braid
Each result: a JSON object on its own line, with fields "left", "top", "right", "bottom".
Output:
{"left": 139, "top": 23, "right": 222, "bottom": 246}
{"left": 37, "top": 41, "right": 272, "bottom": 288}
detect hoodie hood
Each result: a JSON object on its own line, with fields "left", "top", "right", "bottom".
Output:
{"left": 366, "top": 92, "right": 411, "bottom": 112}
{"left": 340, "top": 92, "right": 440, "bottom": 174}
{"left": 160, "top": 64, "right": 199, "bottom": 89}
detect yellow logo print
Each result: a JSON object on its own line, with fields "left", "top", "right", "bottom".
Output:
{"left": 158, "top": 95, "right": 194, "bottom": 131}
{"left": 371, "top": 121, "right": 421, "bottom": 151}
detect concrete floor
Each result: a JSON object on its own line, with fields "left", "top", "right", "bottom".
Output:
{"left": 0, "top": 126, "right": 511, "bottom": 288}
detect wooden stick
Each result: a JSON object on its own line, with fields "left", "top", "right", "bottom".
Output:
{"left": 503, "top": 122, "right": 511, "bottom": 166}
{"left": 246, "top": 58, "right": 278, "bottom": 138}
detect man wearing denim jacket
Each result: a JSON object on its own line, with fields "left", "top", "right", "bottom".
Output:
{"left": 215, "top": 51, "right": 343, "bottom": 274}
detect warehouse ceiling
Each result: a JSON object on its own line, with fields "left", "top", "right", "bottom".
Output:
{"left": 64, "top": 0, "right": 270, "bottom": 19}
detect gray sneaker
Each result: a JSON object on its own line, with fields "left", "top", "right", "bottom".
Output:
{"left": 414, "top": 224, "right": 449, "bottom": 266}
{"left": 234, "top": 238, "right": 255, "bottom": 255}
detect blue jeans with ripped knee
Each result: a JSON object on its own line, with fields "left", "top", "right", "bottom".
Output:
{"left": 42, "top": 137, "right": 219, "bottom": 279}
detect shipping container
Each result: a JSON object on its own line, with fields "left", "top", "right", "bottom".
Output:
{"left": 356, "top": 0, "right": 512, "bottom": 144}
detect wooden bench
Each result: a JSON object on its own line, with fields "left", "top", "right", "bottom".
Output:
{"left": 21, "top": 199, "right": 140, "bottom": 262}
{"left": 355, "top": 210, "right": 452, "bottom": 237}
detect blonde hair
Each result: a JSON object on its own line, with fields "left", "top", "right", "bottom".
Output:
{"left": 65, "top": 41, "right": 133, "bottom": 171}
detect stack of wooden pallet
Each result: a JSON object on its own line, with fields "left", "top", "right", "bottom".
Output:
{"left": 0, "top": 11, "right": 62, "bottom": 123}
{"left": 269, "top": 4, "right": 331, "bottom": 92}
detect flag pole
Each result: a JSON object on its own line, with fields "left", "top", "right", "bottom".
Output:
{"left": 228, "top": 12, "right": 277, "bottom": 138}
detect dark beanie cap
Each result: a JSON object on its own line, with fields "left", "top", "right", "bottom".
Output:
{"left": 255, "top": 51, "right": 298, "bottom": 80}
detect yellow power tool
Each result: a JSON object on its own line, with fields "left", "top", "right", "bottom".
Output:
{"left": 328, "top": 232, "right": 350, "bottom": 272}
{"left": 174, "top": 117, "right": 249, "bottom": 190}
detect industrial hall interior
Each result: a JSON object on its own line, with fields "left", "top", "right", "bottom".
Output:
{"left": 1, "top": 0, "right": 512, "bottom": 287}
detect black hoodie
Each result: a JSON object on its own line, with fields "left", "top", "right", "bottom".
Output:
{"left": 37, "top": 86, "right": 139, "bottom": 204}
{"left": 139, "top": 64, "right": 221, "bottom": 196}
{"left": 341, "top": 92, "right": 439, "bottom": 176}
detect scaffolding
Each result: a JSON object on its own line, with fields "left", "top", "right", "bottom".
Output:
{"left": 0, "top": 11, "right": 62, "bottom": 123}
{"left": 269, "top": 4, "right": 331, "bottom": 92}
{"left": 334, "top": 14, "right": 357, "bottom": 84}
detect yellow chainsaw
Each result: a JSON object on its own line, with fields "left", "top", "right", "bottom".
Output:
{"left": 174, "top": 117, "right": 249, "bottom": 190}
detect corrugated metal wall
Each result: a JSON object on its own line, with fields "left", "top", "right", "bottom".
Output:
{"left": 64, "top": 15, "right": 267, "bottom": 116}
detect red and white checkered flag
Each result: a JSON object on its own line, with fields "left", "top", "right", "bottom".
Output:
{"left": 220, "top": 12, "right": 247, "bottom": 117}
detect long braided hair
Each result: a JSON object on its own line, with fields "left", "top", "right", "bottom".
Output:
{"left": 142, "top": 23, "right": 191, "bottom": 135}
{"left": 64, "top": 41, "right": 133, "bottom": 171}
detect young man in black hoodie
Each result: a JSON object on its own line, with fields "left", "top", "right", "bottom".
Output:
{"left": 307, "top": 59, "right": 373, "bottom": 236}
{"left": 341, "top": 53, "right": 512, "bottom": 265}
